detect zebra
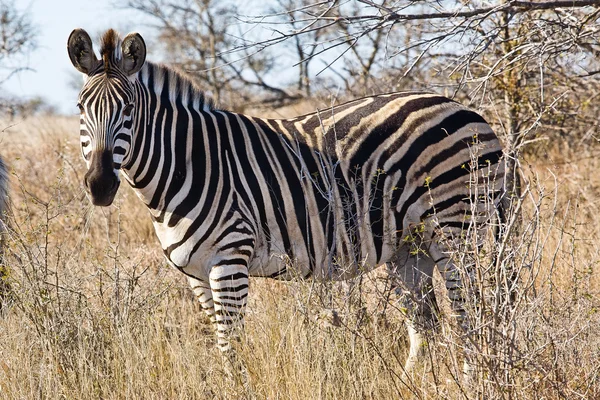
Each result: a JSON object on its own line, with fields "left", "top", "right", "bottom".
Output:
{"left": 67, "top": 28, "right": 506, "bottom": 374}
{"left": 0, "top": 156, "right": 8, "bottom": 231}
{"left": 0, "top": 155, "right": 10, "bottom": 303}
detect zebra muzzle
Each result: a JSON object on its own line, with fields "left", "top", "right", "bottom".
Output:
{"left": 84, "top": 150, "right": 120, "bottom": 207}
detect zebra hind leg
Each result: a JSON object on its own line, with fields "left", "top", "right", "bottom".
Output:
{"left": 188, "top": 277, "right": 216, "bottom": 325}
{"left": 428, "top": 242, "right": 478, "bottom": 380}
{"left": 189, "top": 274, "right": 249, "bottom": 386}
{"left": 389, "top": 252, "right": 439, "bottom": 376}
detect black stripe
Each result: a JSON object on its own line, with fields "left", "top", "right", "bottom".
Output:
{"left": 218, "top": 239, "right": 255, "bottom": 252}
{"left": 211, "top": 283, "right": 249, "bottom": 293}
{"left": 210, "top": 272, "right": 248, "bottom": 282}
{"left": 423, "top": 194, "right": 468, "bottom": 218}
{"left": 214, "top": 308, "right": 244, "bottom": 316}
{"left": 217, "top": 293, "right": 249, "bottom": 301}
{"left": 266, "top": 267, "right": 287, "bottom": 279}
{"left": 213, "top": 260, "right": 248, "bottom": 269}
{"left": 213, "top": 223, "right": 253, "bottom": 244}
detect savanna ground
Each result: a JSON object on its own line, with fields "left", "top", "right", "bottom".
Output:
{"left": 0, "top": 114, "right": 599, "bottom": 399}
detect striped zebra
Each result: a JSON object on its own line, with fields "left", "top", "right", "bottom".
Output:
{"left": 68, "top": 28, "right": 506, "bottom": 373}
{"left": 0, "top": 156, "right": 8, "bottom": 231}
{"left": 0, "top": 155, "right": 10, "bottom": 303}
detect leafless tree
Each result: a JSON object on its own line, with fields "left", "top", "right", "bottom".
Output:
{"left": 236, "top": 0, "right": 600, "bottom": 195}
{"left": 0, "top": 0, "right": 37, "bottom": 116}
{"left": 125, "top": 0, "right": 301, "bottom": 109}
{"left": 264, "top": 0, "right": 338, "bottom": 97}
{"left": 0, "top": 0, "right": 35, "bottom": 83}
{"left": 124, "top": 0, "right": 600, "bottom": 195}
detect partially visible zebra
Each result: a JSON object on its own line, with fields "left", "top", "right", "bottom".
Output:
{"left": 0, "top": 156, "right": 8, "bottom": 230}
{"left": 0, "top": 155, "right": 10, "bottom": 302}
{"left": 68, "top": 28, "right": 506, "bottom": 373}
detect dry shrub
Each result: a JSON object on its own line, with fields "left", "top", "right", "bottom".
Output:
{"left": 0, "top": 116, "right": 598, "bottom": 399}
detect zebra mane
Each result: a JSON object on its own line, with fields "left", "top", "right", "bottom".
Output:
{"left": 99, "top": 29, "right": 122, "bottom": 72}
{"left": 147, "top": 61, "right": 215, "bottom": 111}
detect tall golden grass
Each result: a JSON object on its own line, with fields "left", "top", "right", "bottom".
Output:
{"left": 0, "top": 116, "right": 598, "bottom": 399}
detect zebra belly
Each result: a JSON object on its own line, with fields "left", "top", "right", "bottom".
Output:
{"left": 244, "top": 186, "right": 403, "bottom": 280}
{"left": 247, "top": 233, "right": 396, "bottom": 281}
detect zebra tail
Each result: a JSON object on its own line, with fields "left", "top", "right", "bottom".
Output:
{"left": 493, "top": 178, "right": 520, "bottom": 305}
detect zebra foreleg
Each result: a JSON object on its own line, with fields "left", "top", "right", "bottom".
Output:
{"left": 209, "top": 263, "right": 249, "bottom": 351}
{"left": 208, "top": 262, "right": 250, "bottom": 382}
{"left": 390, "top": 254, "right": 439, "bottom": 375}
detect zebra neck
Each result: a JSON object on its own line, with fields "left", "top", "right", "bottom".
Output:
{"left": 121, "top": 63, "right": 224, "bottom": 221}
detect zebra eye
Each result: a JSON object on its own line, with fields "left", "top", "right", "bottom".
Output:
{"left": 123, "top": 104, "right": 134, "bottom": 117}
{"left": 77, "top": 103, "right": 84, "bottom": 114}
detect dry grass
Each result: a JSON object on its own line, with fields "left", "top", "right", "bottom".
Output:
{"left": 0, "top": 116, "right": 599, "bottom": 399}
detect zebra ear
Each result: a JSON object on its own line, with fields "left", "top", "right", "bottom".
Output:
{"left": 67, "top": 29, "right": 99, "bottom": 75}
{"left": 121, "top": 33, "right": 146, "bottom": 76}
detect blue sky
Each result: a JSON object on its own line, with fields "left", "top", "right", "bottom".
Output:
{"left": 6, "top": 1, "right": 155, "bottom": 115}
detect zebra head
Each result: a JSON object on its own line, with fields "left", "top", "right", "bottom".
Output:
{"left": 67, "top": 28, "right": 146, "bottom": 206}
